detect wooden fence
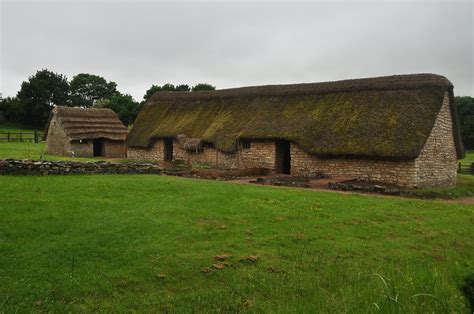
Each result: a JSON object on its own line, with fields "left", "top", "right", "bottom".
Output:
{"left": 0, "top": 130, "right": 43, "bottom": 143}
{"left": 458, "top": 163, "right": 474, "bottom": 175}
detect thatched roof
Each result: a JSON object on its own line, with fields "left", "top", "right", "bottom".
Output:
{"left": 44, "top": 106, "right": 128, "bottom": 141}
{"left": 126, "top": 74, "right": 464, "bottom": 160}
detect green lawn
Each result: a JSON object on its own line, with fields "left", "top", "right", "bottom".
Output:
{"left": 0, "top": 175, "right": 472, "bottom": 312}
{"left": 0, "top": 142, "right": 111, "bottom": 162}
{"left": 461, "top": 150, "right": 474, "bottom": 165}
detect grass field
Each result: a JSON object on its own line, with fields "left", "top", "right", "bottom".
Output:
{"left": 0, "top": 175, "right": 472, "bottom": 312}
{"left": 461, "top": 150, "right": 474, "bottom": 165}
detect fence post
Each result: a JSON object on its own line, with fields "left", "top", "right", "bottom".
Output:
{"left": 470, "top": 163, "right": 474, "bottom": 175}
{"left": 20, "top": 132, "right": 23, "bottom": 142}
{"left": 7, "top": 132, "right": 10, "bottom": 142}
{"left": 34, "top": 130, "right": 38, "bottom": 143}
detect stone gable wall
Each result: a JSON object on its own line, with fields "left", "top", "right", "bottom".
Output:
{"left": 46, "top": 115, "right": 70, "bottom": 156}
{"left": 414, "top": 93, "right": 458, "bottom": 187}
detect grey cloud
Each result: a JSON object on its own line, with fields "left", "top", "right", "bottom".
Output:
{"left": 1, "top": 1, "right": 473, "bottom": 100}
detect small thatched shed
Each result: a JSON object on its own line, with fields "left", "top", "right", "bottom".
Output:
{"left": 44, "top": 106, "right": 128, "bottom": 158}
{"left": 126, "top": 74, "right": 464, "bottom": 187}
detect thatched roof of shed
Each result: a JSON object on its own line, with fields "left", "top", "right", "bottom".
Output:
{"left": 44, "top": 106, "right": 128, "bottom": 141}
{"left": 126, "top": 74, "right": 464, "bottom": 160}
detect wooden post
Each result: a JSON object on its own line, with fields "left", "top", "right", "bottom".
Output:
{"left": 7, "top": 132, "right": 10, "bottom": 142}
{"left": 20, "top": 132, "right": 22, "bottom": 142}
{"left": 34, "top": 130, "right": 38, "bottom": 143}
{"left": 470, "top": 163, "right": 474, "bottom": 175}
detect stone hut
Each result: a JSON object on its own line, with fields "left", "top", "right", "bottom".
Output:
{"left": 126, "top": 74, "right": 464, "bottom": 187}
{"left": 44, "top": 106, "right": 128, "bottom": 158}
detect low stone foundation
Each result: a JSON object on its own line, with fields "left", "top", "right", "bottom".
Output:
{"left": 0, "top": 160, "right": 161, "bottom": 176}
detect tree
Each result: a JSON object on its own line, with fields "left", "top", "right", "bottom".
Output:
{"left": 175, "top": 84, "right": 190, "bottom": 92}
{"left": 455, "top": 96, "right": 474, "bottom": 149}
{"left": 16, "top": 69, "right": 70, "bottom": 126}
{"left": 69, "top": 73, "right": 118, "bottom": 107}
{"left": 161, "top": 83, "right": 176, "bottom": 92}
{"left": 143, "top": 84, "right": 162, "bottom": 101}
{"left": 143, "top": 82, "right": 212, "bottom": 101}
{"left": 191, "top": 83, "right": 215, "bottom": 91}
{"left": 96, "top": 93, "right": 142, "bottom": 126}
{"left": 0, "top": 97, "right": 23, "bottom": 123}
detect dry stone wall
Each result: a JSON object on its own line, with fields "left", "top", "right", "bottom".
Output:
{"left": 0, "top": 160, "right": 161, "bottom": 176}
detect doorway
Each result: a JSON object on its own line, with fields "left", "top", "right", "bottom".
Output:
{"left": 93, "top": 139, "right": 103, "bottom": 157}
{"left": 275, "top": 140, "right": 291, "bottom": 174}
{"left": 164, "top": 138, "right": 173, "bottom": 161}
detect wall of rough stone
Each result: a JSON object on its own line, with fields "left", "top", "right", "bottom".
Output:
{"left": 103, "top": 140, "right": 127, "bottom": 158}
{"left": 290, "top": 145, "right": 417, "bottom": 186}
{"left": 0, "top": 160, "right": 161, "bottom": 176}
{"left": 173, "top": 140, "right": 276, "bottom": 169}
{"left": 128, "top": 139, "right": 277, "bottom": 170}
{"left": 46, "top": 115, "right": 70, "bottom": 156}
{"left": 128, "top": 139, "right": 165, "bottom": 162}
{"left": 414, "top": 93, "right": 458, "bottom": 187}
{"left": 70, "top": 140, "right": 93, "bottom": 157}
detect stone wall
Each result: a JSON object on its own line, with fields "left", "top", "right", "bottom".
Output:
{"left": 46, "top": 114, "right": 70, "bottom": 155}
{"left": 128, "top": 139, "right": 165, "bottom": 162}
{"left": 70, "top": 140, "right": 93, "bottom": 157}
{"left": 102, "top": 140, "right": 127, "bottom": 158}
{"left": 129, "top": 140, "right": 277, "bottom": 170}
{"left": 290, "top": 145, "right": 417, "bottom": 186}
{"left": 0, "top": 160, "right": 161, "bottom": 176}
{"left": 414, "top": 92, "right": 458, "bottom": 187}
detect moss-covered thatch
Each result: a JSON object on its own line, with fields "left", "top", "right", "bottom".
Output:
{"left": 44, "top": 106, "right": 128, "bottom": 141}
{"left": 126, "top": 74, "right": 464, "bottom": 160}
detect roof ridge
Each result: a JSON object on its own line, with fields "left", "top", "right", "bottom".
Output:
{"left": 149, "top": 73, "right": 452, "bottom": 102}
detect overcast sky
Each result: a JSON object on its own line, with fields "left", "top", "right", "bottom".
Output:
{"left": 1, "top": 0, "right": 473, "bottom": 100}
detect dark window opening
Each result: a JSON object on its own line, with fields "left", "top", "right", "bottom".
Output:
{"left": 93, "top": 139, "right": 103, "bottom": 157}
{"left": 275, "top": 140, "right": 291, "bottom": 174}
{"left": 203, "top": 142, "right": 215, "bottom": 149}
{"left": 164, "top": 138, "right": 173, "bottom": 161}
{"left": 240, "top": 139, "right": 251, "bottom": 149}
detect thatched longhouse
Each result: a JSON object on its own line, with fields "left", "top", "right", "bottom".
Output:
{"left": 45, "top": 106, "right": 128, "bottom": 158}
{"left": 126, "top": 74, "right": 464, "bottom": 187}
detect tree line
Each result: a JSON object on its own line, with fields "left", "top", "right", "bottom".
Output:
{"left": 455, "top": 96, "right": 474, "bottom": 150}
{"left": 0, "top": 69, "right": 215, "bottom": 127}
